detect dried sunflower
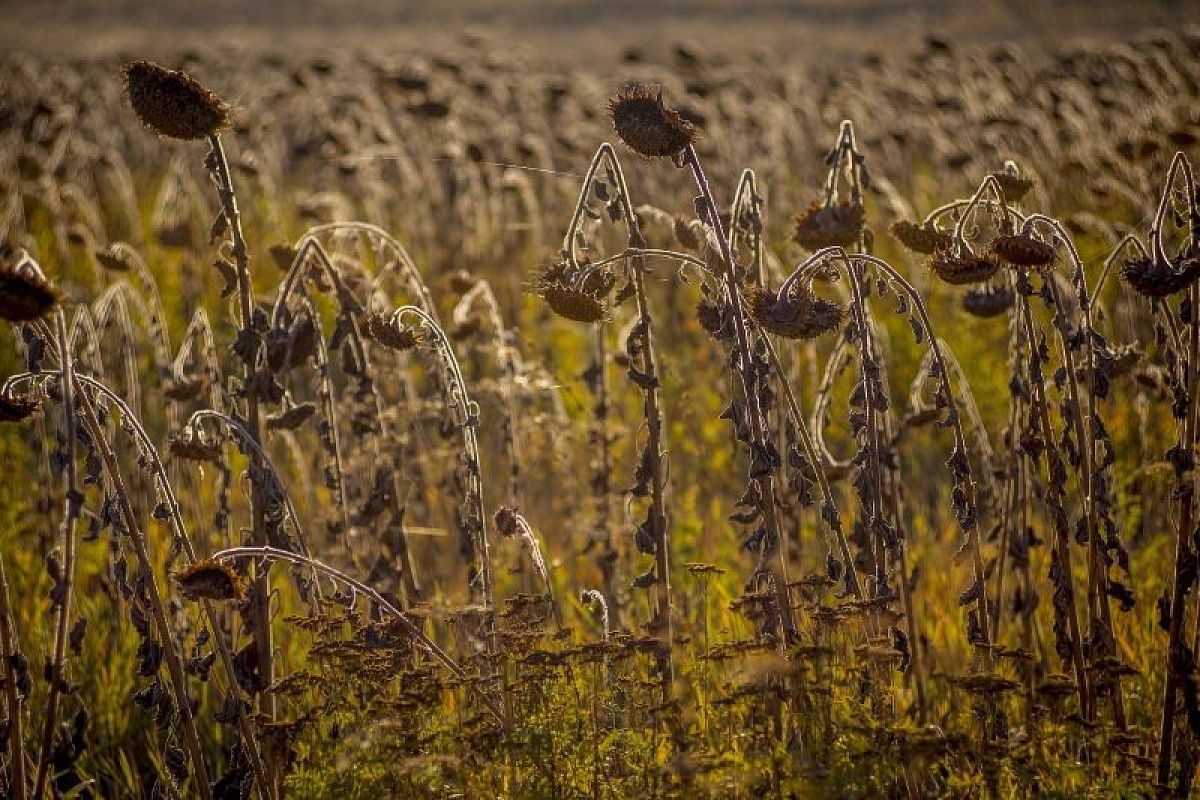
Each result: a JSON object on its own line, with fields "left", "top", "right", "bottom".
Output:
{"left": 123, "top": 60, "right": 230, "bottom": 140}
{"left": 961, "top": 285, "right": 1015, "bottom": 318}
{"left": 607, "top": 84, "right": 697, "bottom": 159}
{"left": 792, "top": 200, "right": 864, "bottom": 251}
{"left": 889, "top": 219, "right": 952, "bottom": 255}
{"left": 989, "top": 233, "right": 1055, "bottom": 268}
{"left": 1121, "top": 255, "right": 1200, "bottom": 298}
{"left": 748, "top": 284, "right": 845, "bottom": 340}
{"left": 175, "top": 559, "right": 244, "bottom": 601}
{"left": 0, "top": 393, "right": 42, "bottom": 422}
{"left": 989, "top": 170, "right": 1034, "bottom": 202}
{"left": 363, "top": 312, "right": 426, "bottom": 350}
{"left": 532, "top": 261, "right": 608, "bottom": 324}
{"left": 0, "top": 252, "right": 59, "bottom": 322}
{"left": 928, "top": 252, "right": 1002, "bottom": 285}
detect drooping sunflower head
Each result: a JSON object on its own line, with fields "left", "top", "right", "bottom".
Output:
{"left": 0, "top": 247, "right": 59, "bottom": 323}
{"left": 748, "top": 283, "right": 845, "bottom": 340}
{"left": 989, "top": 233, "right": 1056, "bottom": 268}
{"left": 1120, "top": 255, "right": 1200, "bottom": 298}
{"left": 124, "top": 60, "right": 230, "bottom": 141}
{"left": 607, "top": 84, "right": 697, "bottom": 159}
{"left": 175, "top": 559, "right": 244, "bottom": 602}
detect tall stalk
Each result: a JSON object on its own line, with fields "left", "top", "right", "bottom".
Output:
{"left": 0, "top": 555, "right": 26, "bottom": 800}
{"left": 681, "top": 143, "right": 795, "bottom": 637}
{"left": 1015, "top": 287, "right": 1090, "bottom": 715}
{"left": 1153, "top": 152, "right": 1200, "bottom": 786}
{"left": 31, "top": 310, "right": 80, "bottom": 800}
{"left": 562, "top": 143, "right": 674, "bottom": 691}
{"left": 205, "top": 134, "right": 277, "bottom": 738}
{"left": 70, "top": 381, "right": 214, "bottom": 798}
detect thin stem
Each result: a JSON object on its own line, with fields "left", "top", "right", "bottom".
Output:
{"left": 386, "top": 306, "right": 491, "bottom": 609}
{"left": 565, "top": 143, "right": 674, "bottom": 693}
{"left": 682, "top": 143, "right": 795, "bottom": 638}
{"left": 0, "top": 555, "right": 26, "bottom": 800}
{"left": 1016, "top": 289, "right": 1090, "bottom": 716}
{"left": 209, "top": 546, "right": 504, "bottom": 722}
{"left": 72, "top": 381, "right": 214, "bottom": 799}
{"left": 760, "top": 338, "right": 862, "bottom": 598}
{"left": 1158, "top": 279, "right": 1200, "bottom": 786}
{"left": 206, "top": 133, "right": 276, "bottom": 738}
{"left": 32, "top": 311, "right": 80, "bottom": 800}
{"left": 1026, "top": 213, "right": 1126, "bottom": 727}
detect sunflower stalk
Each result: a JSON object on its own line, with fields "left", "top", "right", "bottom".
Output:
{"left": 682, "top": 142, "right": 796, "bottom": 640}
{"left": 204, "top": 133, "right": 278, "bottom": 754}
{"left": 31, "top": 311, "right": 81, "bottom": 800}
{"left": 562, "top": 142, "right": 675, "bottom": 693}
{"left": 1154, "top": 152, "right": 1200, "bottom": 787}
{"left": 71, "top": 377, "right": 214, "bottom": 799}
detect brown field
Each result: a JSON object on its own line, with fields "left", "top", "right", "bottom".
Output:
{"left": 2, "top": 2, "right": 1200, "bottom": 798}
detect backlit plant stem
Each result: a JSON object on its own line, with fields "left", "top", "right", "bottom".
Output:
{"left": 681, "top": 142, "right": 795, "bottom": 638}
{"left": 32, "top": 311, "right": 80, "bottom": 800}
{"left": 205, "top": 133, "right": 276, "bottom": 735}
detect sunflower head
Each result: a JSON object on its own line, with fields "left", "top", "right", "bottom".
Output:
{"left": 792, "top": 200, "right": 865, "bottom": 252}
{"left": 607, "top": 84, "right": 696, "bottom": 159}
{"left": 168, "top": 432, "right": 223, "bottom": 463}
{"left": 928, "top": 252, "right": 1003, "bottom": 285}
{"left": 989, "top": 233, "right": 1056, "bottom": 268}
{"left": 0, "top": 393, "right": 43, "bottom": 423}
{"left": 0, "top": 247, "right": 59, "bottom": 323}
{"left": 888, "top": 219, "right": 952, "bottom": 255}
{"left": 748, "top": 284, "right": 845, "bottom": 340}
{"left": 1120, "top": 256, "right": 1200, "bottom": 298}
{"left": 989, "top": 169, "right": 1034, "bottom": 202}
{"left": 175, "top": 559, "right": 244, "bottom": 601}
{"left": 362, "top": 312, "right": 427, "bottom": 350}
{"left": 124, "top": 60, "right": 229, "bottom": 141}
{"left": 532, "top": 260, "right": 609, "bottom": 324}
{"left": 961, "top": 285, "right": 1015, "bottom": 318}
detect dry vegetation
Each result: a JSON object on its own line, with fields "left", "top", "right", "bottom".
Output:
{"left": 2, "top": 17, "right": 1200, "bottom": 798}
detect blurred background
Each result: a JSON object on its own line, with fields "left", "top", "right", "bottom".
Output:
{"left": 3, "top": 0, "right": 1199, "bottom": 61}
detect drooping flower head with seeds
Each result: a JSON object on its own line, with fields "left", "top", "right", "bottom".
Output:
{"left": 175, "top": 559, "right": 245, "bottom": 601}
{"left": 123, "top": 60, "right": 230, "bottom": 141}
{"left": 0, "top": 247, "right": 59, "bottom": 322}
{"left": 607, "top": 84, "right": 696, "bottom": 159}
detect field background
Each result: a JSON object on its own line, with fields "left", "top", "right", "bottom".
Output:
{"left": 3, "top": 1, "right": 1200, "bottom": 797}
{"left": 5, "top": 0, "right": 1200, "bottom": 59}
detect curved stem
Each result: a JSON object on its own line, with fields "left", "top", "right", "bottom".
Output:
{"left": 71, "top": 380, "right": 214, "bottom": 798}
{"left": 1148, "top": 152, "right": 1197, "bottom": 265}
{"left": 386, "top": 306, "right": 491, "bottom": 610}
{"left": 209, "top": 546, "right": 503, "bottom": 723}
